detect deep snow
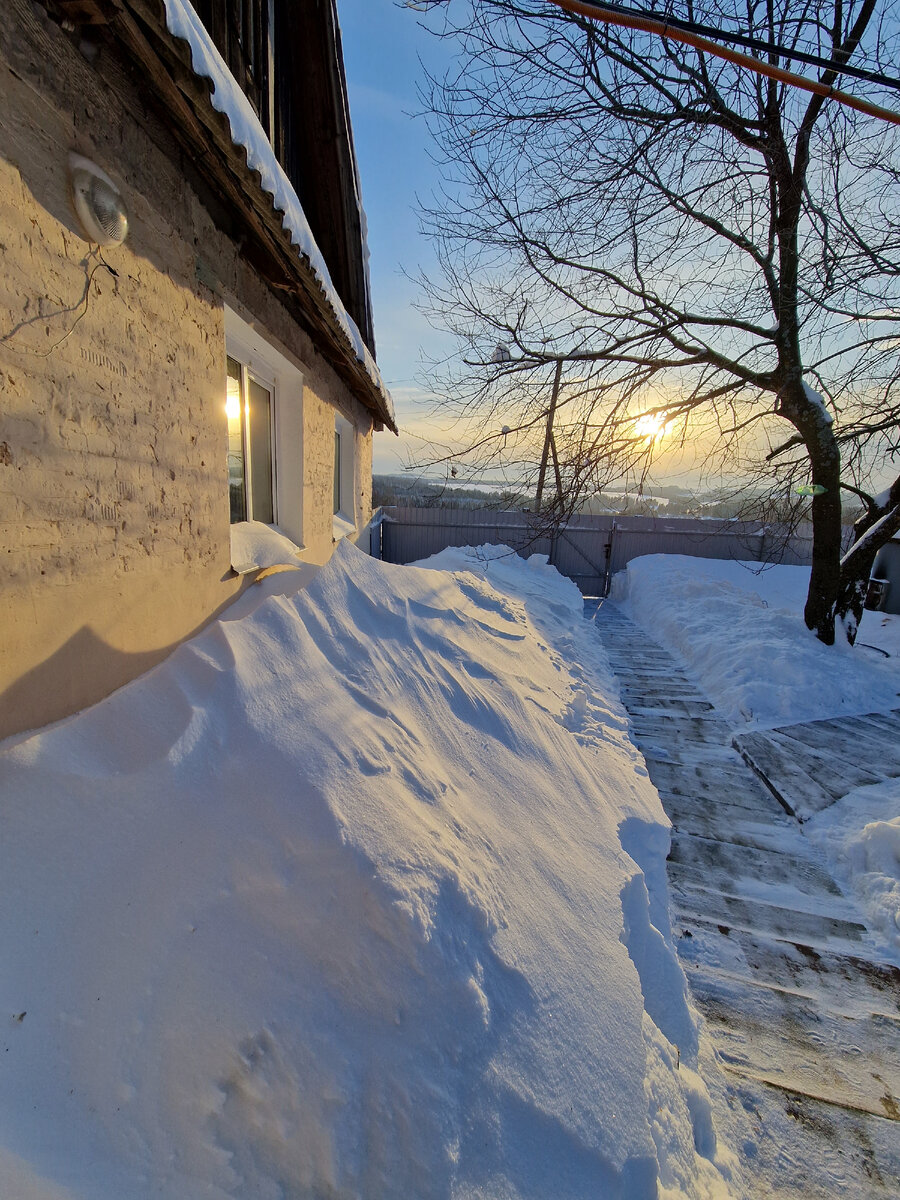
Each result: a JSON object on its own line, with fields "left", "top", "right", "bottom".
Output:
{"left": 805, "top": 778, "right": 900, "bottom": 954}
{"left": 612, "top": 553, "right": 900, "bottom": 962}
{"left": 611, "top": 555, "right": 900, "bottom": 729}
{"left": 229, "top": 520, "right": 303, "bottom": 573}
{"left": 0, "top": 543, "right": 739, "bottom": 1199}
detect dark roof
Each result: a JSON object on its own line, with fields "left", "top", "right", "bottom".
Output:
{"left": 50, "top": 0, "right": 396, "bottom": 431}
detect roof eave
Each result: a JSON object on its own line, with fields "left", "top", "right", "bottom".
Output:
{"left": 54, "top": 0, "right": 397, "bottom": 432}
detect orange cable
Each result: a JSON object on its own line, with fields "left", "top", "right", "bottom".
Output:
{"left": 545, "top": 0, "right": 900, "bottom": 127}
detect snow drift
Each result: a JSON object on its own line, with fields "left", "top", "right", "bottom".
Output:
{"left": 805, "top": 778, "right": 900, "bottom": 955}
{"left": 229, "top": 520, "right": 303, "bottom": 572}
{"left": 612, "top": 552, "right": 900, "bottom": 964}
{"left": 0, "top": 543, "right": 737, "bottom": 1199}
{"left": 611, "top": 554, "right": 900, "bottom": 728}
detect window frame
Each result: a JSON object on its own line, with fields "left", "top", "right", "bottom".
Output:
{"left": 224, "top": 306, "right": 305, "bottom": 546}
{"left": 332, "top": 411, "right": 357, "bottom": 540}
{"left": 226, "top": 354, "right": 277, "bottom": 526}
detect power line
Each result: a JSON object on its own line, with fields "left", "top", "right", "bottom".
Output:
{"left": 409, "top": 0, "right": 900, "bottom": 95}
{"left": 574, "top": 1, "right": 900, "bottom": 95}
{"left": 546, "top": 0, "right": 900, "bottom": 127}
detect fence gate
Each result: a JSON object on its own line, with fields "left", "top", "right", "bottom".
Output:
{"left": 373, "top": 506, "right": 834, "bottom": 595}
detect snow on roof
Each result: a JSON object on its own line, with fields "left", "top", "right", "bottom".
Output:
{"left": 161, "top": 0, "right": 395, "bottom": 428}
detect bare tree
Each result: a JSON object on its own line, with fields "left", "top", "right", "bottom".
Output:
{"left": 414, "top": 0, "right": 900, "bottom": 644}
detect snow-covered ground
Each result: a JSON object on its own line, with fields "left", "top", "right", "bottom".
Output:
{"left": 612, "top": 554, "right": 900, "bottom": 956}
{"left": 804, "top": 778, "right": 900, "bottom": 955}
{"left": 0, "top": 543, "right": 741, "bottom": 1200}
{"left": 611, "top": 555, "right": 900, "bottom": 730}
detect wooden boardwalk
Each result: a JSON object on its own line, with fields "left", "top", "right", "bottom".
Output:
{"left": 735, "top": 712, "right": 900, "bottom": 822}
{"left": 587, "top": 600, "right": 900, "bottom": 1197}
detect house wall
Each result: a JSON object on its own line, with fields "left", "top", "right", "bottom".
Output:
{"left": 870, "top": 540, "right": 900, "bottom": 615}
{"left": 0, "top": 0, "right": 375, "bottom": 740}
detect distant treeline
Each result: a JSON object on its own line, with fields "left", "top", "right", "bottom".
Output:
{"left": 373, "top": 475, "right": 863, "bottom": 523}
{"left": 373, "top": 475, "right": 530, "bottom": 510}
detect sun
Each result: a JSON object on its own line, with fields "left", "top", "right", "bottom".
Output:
{"left": 632, "top": 412, "right": 668, "bottom": 443}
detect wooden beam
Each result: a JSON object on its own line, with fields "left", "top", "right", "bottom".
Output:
{"left": 53, "top": 0, "right": 115, "bottom": 24}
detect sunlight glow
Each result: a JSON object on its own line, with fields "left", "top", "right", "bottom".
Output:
{"left": 632, "top": 412, "right": 669, "bottom": 443}
{"left": 226, "top": 377, "right": 241, "bottom": 422}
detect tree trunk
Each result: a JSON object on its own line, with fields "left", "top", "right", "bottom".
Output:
{"left": 802, "top": 463, "right": 844, "bottom": 644}
{"left": 791, "top": 397, "right": 844, "bottom": 643}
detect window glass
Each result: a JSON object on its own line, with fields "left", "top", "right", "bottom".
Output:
{"left": 225, "top": 307, "right": 305, "bottom": 544}
{"left": 226, "top": 355, "right": 246, "bottom": 523}
{"left": 248, "top": 376, "right": 274, "bottom": 524}
{"left": 333, "top": 429, "right": 342, "bottom": 515}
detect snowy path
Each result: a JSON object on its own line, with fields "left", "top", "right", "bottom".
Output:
{"left": 587, "top": 599, "right": 900, "bottom": 1197}
{"left": 735, "top": 712, "right": 900, "bottom": 821}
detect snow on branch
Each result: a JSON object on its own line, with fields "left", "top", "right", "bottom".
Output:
{"left": 841, "top": 502, "right": 900, "bottom": 568}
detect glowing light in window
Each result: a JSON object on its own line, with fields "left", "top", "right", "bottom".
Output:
{"left": 226, "top": 377, "right": 241, "bottom": 421}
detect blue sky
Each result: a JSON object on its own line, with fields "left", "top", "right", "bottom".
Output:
{"left": 336, "top": 4, "right": 743, "bottom": 488}
{"left": 338, "top": 0, "right": 455, "bottom": 472}
{"left": 337, "top": 3, "right": 900, "bottom": 495}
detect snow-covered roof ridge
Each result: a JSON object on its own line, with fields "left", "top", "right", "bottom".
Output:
{"left": 161, "top": 0, "right": 395, "bottom": 428}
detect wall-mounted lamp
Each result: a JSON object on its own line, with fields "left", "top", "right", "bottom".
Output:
{"left": 69, "top": 153, "right": 128, "bottom": 247}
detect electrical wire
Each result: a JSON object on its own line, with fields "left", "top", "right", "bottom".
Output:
{"left": 545, "top": 0, "right": 900, "bottom": 127}
{"left": 568, "top": 0, "right": 900, "bottom": 94}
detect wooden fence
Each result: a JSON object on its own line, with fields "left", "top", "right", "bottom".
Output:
{"left": 371, "top": 506, "right": 851, "bottom": 596}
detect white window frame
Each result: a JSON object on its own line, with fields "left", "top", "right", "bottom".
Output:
{"left": 224, "top": 306, "right": 305, "bottom": 547}
{"left": 227, "top": 354, "right": 277, "bottom": 525}
{"left": 332, "top": 412, "right": 357, "bottom": 540}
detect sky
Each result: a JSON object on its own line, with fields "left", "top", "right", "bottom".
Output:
{"left": 337, "top": 0, "right": 455, "bottom": 475}
{"left": 336, "top": 2, "right": 899, "bottom": 495}
{"left": 336, "top": 3, "right": 784, "bottom": 491}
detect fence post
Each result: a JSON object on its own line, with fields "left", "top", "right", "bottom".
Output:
{"left": 603, "top": 520, "right": 618, "bottom": 596}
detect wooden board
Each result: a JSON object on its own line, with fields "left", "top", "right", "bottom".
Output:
{"left": 677, "top": 919, "right": 900, "bottom": 1020}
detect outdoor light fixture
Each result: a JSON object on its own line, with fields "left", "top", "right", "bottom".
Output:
{"left": 69, "top": 153, "right": 128, "bottom": 247}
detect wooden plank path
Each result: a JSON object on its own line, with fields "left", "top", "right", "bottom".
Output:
{"left": 586, "top": 599, "right": 900, "bottom": 1197}
{"left": 735, "top": 712, "right": 900, "bottom": 821}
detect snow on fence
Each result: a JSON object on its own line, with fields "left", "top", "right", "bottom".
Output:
{"left": 372, "top": 506, "right": 853, "bottom": 595}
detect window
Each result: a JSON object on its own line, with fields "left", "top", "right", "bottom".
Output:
{"left": 226, "top": 355, "right": 275, "bottom": 525}
{"left": 332, "top": 413, "right": 356, "bottom": 538}
{"left": 224, "top": 306, "right": 304, "bottom": 544}
{"left": 333, "top": 427, "right": 342, "bottom": 516}
{"left": 193, "top": 0, "right": 274, "bottom": 134}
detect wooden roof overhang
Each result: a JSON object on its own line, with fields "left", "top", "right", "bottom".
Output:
{"left": 48, "top": 0, "right": 397, "bottom": 432}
